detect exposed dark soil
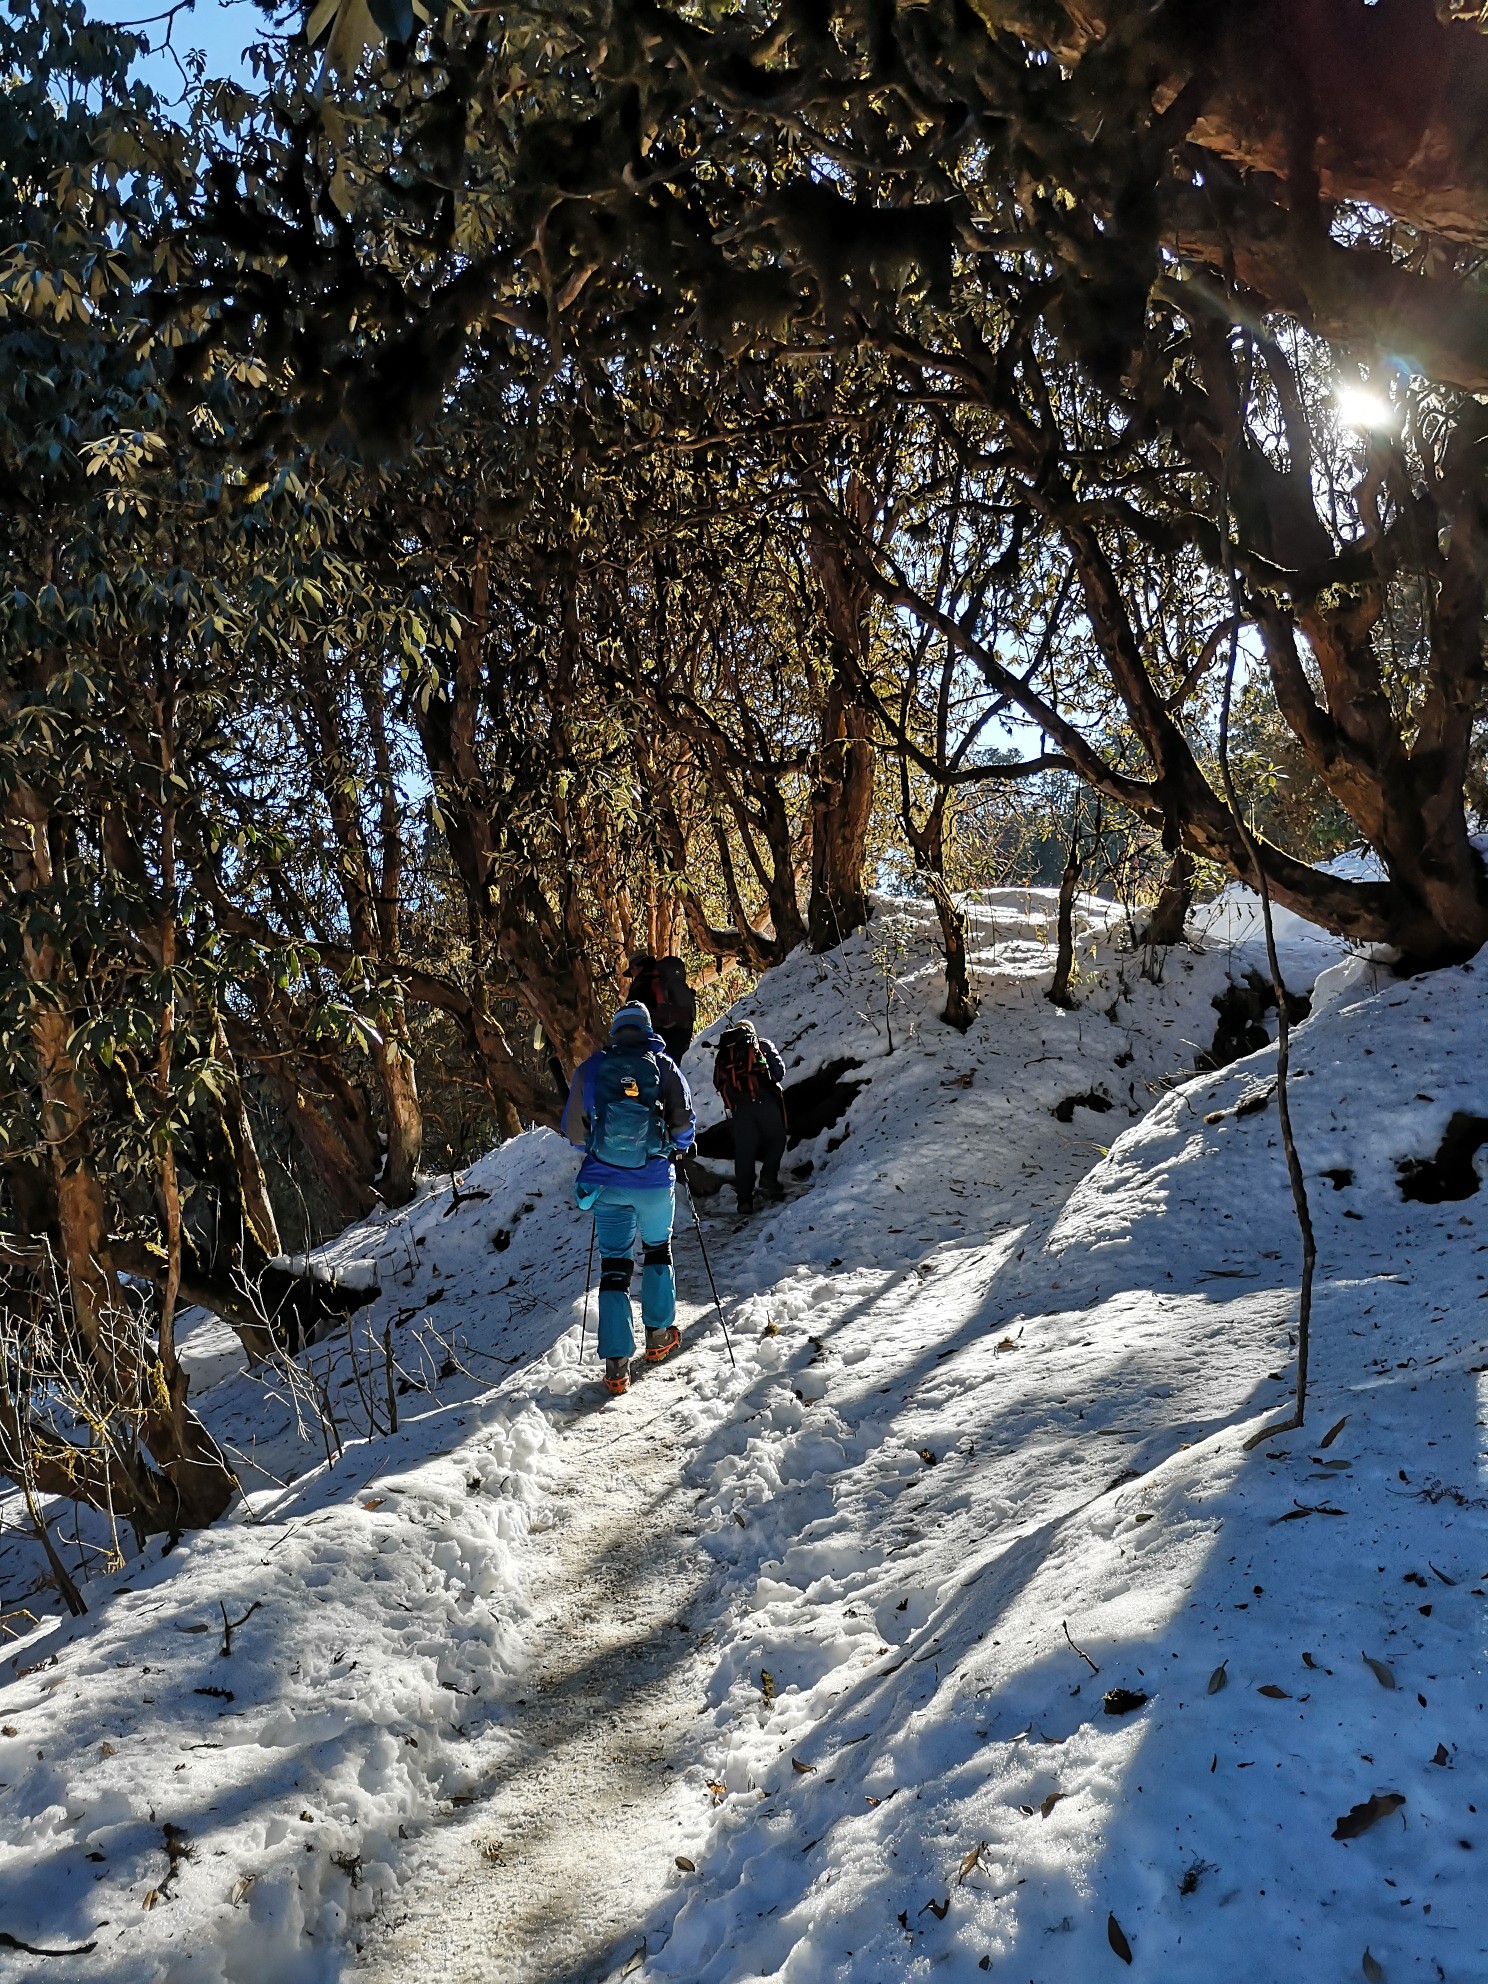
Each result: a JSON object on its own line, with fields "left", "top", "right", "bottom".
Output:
{"left": 265, "top": 1263, "right": 376, "bottom": 1354}
{"left": 1196, "top": 969, "right": 1311, "bottom": 1073}
{"left": 1052, "top": 1090, "right": 1115, "bottom": 1124}
{"left": 694, "top": 1057, "right": 866, "bottom": 1162}
{"left": 1397, "top": 1112, "right": 1488, "bottom": 1203}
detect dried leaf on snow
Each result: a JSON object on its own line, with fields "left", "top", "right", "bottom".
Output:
{"left": 956, "top": 1841, "right": 986, "bottom": 1882}
{"left": 1272, "top": 1502, "right": 1346, "bottom": 1523}
{"left": 1332, "top": 1792, "right": 1406, "bottom": 1840}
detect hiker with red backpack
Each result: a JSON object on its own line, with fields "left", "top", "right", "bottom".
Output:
{"left": 713, "top": 1019, "right": 788, "bottom": 1216}
{"left": 561, "top": 1002, "right": 697, "bottom": 1396}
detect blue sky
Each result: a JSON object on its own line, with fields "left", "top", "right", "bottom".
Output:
{"left": 87, "top": 0, "right": 264, "bottom": 98}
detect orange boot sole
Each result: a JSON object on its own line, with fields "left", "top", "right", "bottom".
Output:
{"left": 644, "top": 1326, "right": 681, "bottom": 1364}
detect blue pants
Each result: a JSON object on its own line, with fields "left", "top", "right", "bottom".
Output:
{"left": 589, "top": 1184, "right": 676, "bottom": 1359}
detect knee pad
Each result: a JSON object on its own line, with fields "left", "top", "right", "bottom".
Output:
{"left": 599, "top": 1255, "right": 634, "bottom": 1293}
{"left": 642, "top": 1241, "right": 673, "bottom": 1269}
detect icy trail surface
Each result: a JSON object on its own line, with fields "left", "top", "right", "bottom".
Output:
{"left": 2, "top": 891, "right": 1486, "bottom": 1984}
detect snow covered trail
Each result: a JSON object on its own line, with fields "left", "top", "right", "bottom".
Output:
{"left": 337, "top": 897, "right": 1321, "bottom": 1983}
{"left": 353, "top": 1324, "right": 715, "bottom": 1984}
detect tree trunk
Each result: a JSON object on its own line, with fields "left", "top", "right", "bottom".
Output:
{"left": 1048, "top": 833, "right": 1083, "bottom": 1009}
{"left": 279, "top": 1079, "right": 381, "bottom": 1222}
{"left": 0, "top": 1393, "right": 176, "bottom": 1546}
{"left": 227, "top": 1008, "right": 382, "bottom": 1223}
{"left": 1038, "top": 0, "right": 1488, "bottom": 257}
{"left": 213, "top": 1026, "right": 282, "bottom": 1259}
{"left": 806, "top": 484, "right": 878, "bottom": 953}
{"left": 904, "top": 793, "right": 978, "bottom": 1031}
{"left": 30, "top": 1006, "right": 237, "bottom": 1531}
{"left": 933, "top": 882, "right": 977, "bottom": 1032}
{"left": 374, "top": 1022, "right": 422, "bottom": 1206}
{"left": 808, "top": 680, "right": 876, "bottom": 951}
{"left": 1143, "top": 847, "right": 1196, "bottom": 949}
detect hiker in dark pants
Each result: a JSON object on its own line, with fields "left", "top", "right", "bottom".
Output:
{"left": 713, "top": 1019, "right": 787, "bottom": 1215}
{"left": 562, "top": 1002, "right": 696, "bottom": 1396}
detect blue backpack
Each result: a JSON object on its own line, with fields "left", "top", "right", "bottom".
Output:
{"left": 589, "top": 1043, "right": 666, "bottom": 1169}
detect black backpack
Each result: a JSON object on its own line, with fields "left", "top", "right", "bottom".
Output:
{"left": 655, "top": 957, "right": 693, "bottom": 1030}
{"left": 628, "top": 962, "right": 663, "bottom": 1014}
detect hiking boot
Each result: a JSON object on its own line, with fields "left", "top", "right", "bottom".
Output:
{"left": 644, "top": 1325, "right": 681, "bottom": 1365}
{"left": 736, "top": 1194, "right": 755, "bottom": 1216}
{"left": 603, "top": 1357, "right": 631, "bottom": 1396}
{"left": 761, "top": 1179, "right": 785, "bottom": 1204}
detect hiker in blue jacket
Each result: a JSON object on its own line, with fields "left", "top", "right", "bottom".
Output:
{"left": 561, "top": 1002, "right": 697, "bottom": 1395}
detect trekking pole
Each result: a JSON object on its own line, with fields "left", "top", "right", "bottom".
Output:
{"left": 580, "top": 1221, "right": 595, "bottom": 1359}
{"left": 678, "top": 1170, "right": 735, "bottom": 1368}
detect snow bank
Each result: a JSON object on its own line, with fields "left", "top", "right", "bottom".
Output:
{"left": 635, "top": 929, "right": 1488, "bottom": 1983}
{"left": 0, "top": 1136, "right": 594, "bottom": 1980}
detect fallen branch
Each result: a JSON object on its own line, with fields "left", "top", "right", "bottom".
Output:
{"left": 0, "top": 1930, "right": 98, "bottom": 1956}
{"left": 1242, "top": 1412, "right": 1302, "bottom": 1453}
{"left": 1062, "top": 1620, "right": 1100, "bottom": 1674}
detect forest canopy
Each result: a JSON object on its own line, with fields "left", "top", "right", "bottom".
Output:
{"left": 3, "top": 0, "right": 1488, "bottom": 1539}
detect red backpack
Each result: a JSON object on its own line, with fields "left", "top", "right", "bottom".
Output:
{"left": 714, "top": 1027, "right": 767, "bottom": 1107}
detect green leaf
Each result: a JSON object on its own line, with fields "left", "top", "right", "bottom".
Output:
{"left": 368, "top": 0, "right": 414, "bottom": 37}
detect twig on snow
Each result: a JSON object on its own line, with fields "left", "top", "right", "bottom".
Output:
{"left": 219, "top": 1598, "right": 262, "bottom": 1656}
{"left": 1062, "top": 1620, "right": 1100, "bottom": 1674}
{"left": 0, "top": 1930, "right": 98, "bottom": 1957}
